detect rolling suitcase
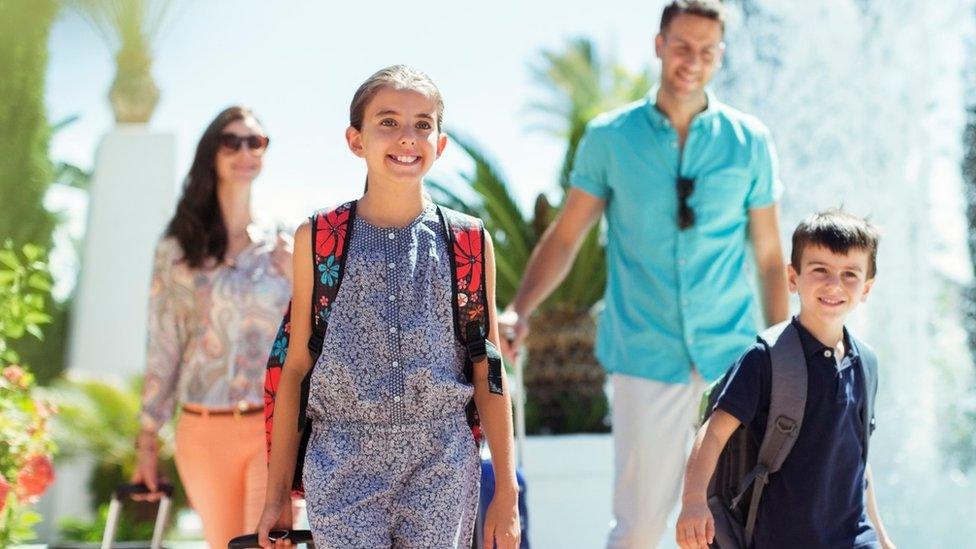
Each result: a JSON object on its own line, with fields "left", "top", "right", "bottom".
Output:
{"left": 228, "top": 529, "right": 314, "bottom": 548}
{"left": 98, "top": 482, "right": 173, "bottom": 549}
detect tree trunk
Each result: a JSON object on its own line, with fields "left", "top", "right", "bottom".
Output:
{"left": 523, "top": 307, "right": 608, "bottom": 434}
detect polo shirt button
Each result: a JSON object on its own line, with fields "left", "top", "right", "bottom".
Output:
{"left": 824, "top": 350, "right": 832, "bottom": 358}
{"left": 394, "top": 396, "right": 401, "bottom": 402}
{"left": 670, "top": 140, "right": 678, "bottom": 148}
{"left": 388, "top": 262, "right": 395, "bottom": 269}
{"left": 682, "top": 299, "right": 689, "bottom": 307}
{"left": 392, "top": 361, "right": 399, "bottom": 367}
{"left": 388, "top": 232, "right": 395, "bottom": 240}
{"left": 388, "top": 294, "right": 395, "bottom": 302}
{"left": 678, "top": 258, "right": 687, "bottom": 266}
{"left": 390, "top": 327, "right": 397, "bottom": 334}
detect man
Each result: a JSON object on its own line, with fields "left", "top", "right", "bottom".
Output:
{"left": 499, "top": 2, "right": 790, "bottom": 547}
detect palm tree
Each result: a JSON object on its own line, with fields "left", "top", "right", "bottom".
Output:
{"left": 65, "top": 0, "right": 181, "bottom": 123}
{"left": 431, "top": 38, "right": 651, "bottom": 433}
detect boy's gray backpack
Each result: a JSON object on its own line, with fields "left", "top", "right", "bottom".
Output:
{"left": 701, "top": 320, "right": 878, "bottom": 549}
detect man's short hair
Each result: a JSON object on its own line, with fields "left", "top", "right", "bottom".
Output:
{"left": 791, "top": 209, "right": 881, "bottom": 278}
{"left": 660, "top": 0, "right": 726, "bottom": 34}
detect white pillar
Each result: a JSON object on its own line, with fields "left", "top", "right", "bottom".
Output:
{"left": 69, "top": 127, "right": 177, "bottom": 379}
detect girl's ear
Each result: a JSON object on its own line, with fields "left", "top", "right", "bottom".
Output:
{"left": 346, "top": 126, "right": 365, "bottom": 158}
{"left": 435, "top": 132, "right": 448, "bottom": 158}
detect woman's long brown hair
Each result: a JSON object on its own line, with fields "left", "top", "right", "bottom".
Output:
{"left": 165, "top": 106, "right": 260, "bottom": 268}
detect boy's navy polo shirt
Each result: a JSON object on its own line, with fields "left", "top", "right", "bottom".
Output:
{"left": 715, "top": 318, "right": 879, "bottom": 548}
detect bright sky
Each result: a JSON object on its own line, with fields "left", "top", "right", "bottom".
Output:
{"left": 46, "top": 0, "right": 666, "bottom": 227}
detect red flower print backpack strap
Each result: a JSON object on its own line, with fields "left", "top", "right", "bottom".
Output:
{"left": 263, "top": 200, "right": 357, "bottom": 493}
{"left": 435, "top": 205, "right": 505, "bottom": 444}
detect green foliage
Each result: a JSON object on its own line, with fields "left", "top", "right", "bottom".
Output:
{"left": 58, "top": 502, "right": 157, "bottom": 542}
{"left": 0, "top": 0, "right": 59, "bottom": 249}
{"left": 0, "top": 243, "right": 56, "bottom": 544}
{"left": 431, "top": 38, "right": 650, "bottom": 310}
{"left": 43, "top": 375, "right": 187, "bottom": 540}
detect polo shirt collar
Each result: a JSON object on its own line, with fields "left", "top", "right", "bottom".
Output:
{"left": 790, "top": 317, "right": 858, "bottom": 371}
{"left": 644, "top": 84, "right": 721, "bottom": 129}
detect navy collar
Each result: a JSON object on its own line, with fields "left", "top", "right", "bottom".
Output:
{"left": 790, "top": 316, "right": 859, "bottom": 363}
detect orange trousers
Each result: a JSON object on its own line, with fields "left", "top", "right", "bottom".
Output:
{"left": 175, "top": 411, "right": 266, "bottom": 548}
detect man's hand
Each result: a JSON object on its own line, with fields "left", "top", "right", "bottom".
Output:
{"left": 497, "top": 310, "right": 529, "bottom": 364}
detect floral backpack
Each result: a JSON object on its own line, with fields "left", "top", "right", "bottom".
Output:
{"left": 263, "top": 200, "right": 504, "bottom": 493}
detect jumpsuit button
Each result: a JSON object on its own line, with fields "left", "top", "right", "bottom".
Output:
{"left": 389, "top": 295, "right": 395, "bottom": 302}
{"left": 392, "top": 361, "right": 399, "bottom": 367}
{"left": 390, "top": 327, "right": 397, "bottom": 334}
{"left": 388, "top": 232, "right": 395, "bottom": 240}
{"left": 388, "top": 262, "right": 395, "bottom": 269}
{"left": 394, "top": 396, "right": 401, "bottom": 402}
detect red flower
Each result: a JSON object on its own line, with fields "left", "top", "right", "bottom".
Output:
{"left": 16, "top": 454, "right": 54, "bottom": 502}
{"left": 0, "top": 474, "right": 9, "bottom": 512}
{"left": 3, "top": 365, "right": 26, "bottom": 388}
{"left": 315, "top": 207, "right": 350, "bottom": 258}
{"left": 454, "top": 228, "right": 483, "bottom": 293}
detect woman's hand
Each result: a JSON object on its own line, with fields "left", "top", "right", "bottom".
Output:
{"left": 130, "top": 431, "right": 165, "bottom": 502}
{"left": 483, "top": 490, "right": 520, "bottom": 549}
{"left": 257, "top": 496, "right": 294, "bottom": 549}
{"left": 272, "top": 232, "right": 294, "bottom": 283}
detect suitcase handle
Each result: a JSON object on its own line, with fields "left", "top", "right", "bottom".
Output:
{"left": 114, "top": 481, "right": 175, "bottom": 498}
{"left": 228, "top": 529, "right": 314, "bottom": 548}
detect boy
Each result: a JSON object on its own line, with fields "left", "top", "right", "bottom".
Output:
{"left": 676, "top": 210, "right": 895, "bottom": 548}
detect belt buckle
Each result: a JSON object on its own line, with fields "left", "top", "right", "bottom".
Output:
{"left": 234, "top": 400, "right": 248, "bottom": 420}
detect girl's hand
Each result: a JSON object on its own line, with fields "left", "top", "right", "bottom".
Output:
{"left": 256, "top": 498, "right": 294, "bottom": 549}
{"left": 483, "top": 492, "right": 520, "bottom": 549}
{"left": 675, "top": 500, "right": 714, "bottom": 549}
{"left": 272, "top": 232, "right": 294, "bottom": 283}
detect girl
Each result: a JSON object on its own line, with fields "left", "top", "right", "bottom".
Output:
{"left": 256, "top": 66, "right": 520, "bottom": 548}
{"left": 134, "top": 106, "right": 293, "bottom": 548}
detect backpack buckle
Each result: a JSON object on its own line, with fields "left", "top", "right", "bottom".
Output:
{"left": 464, "top": 323, "right": 487, "bottom": 363}
{"left": 466, "top": 337, "right": 487, "bottom": 363}
{"left": 775, "top": 415, "right": 796, "bottom": 434}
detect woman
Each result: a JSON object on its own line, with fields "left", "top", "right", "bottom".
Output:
{"left": 133, "top": 106, "right": 292, "bottom": 547}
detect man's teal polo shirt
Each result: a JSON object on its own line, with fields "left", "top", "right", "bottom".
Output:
{"left": 570, "top": 89, "right": 783, "bottom": 383}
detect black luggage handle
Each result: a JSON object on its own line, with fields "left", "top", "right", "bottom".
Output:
{"left": 228, "top": 530, "right": 314, "bottom": 548}
{"left": 114, "top": 482, "right": 175, "bottom": 498}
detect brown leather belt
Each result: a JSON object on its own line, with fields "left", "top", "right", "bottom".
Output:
{"left": 181, "top": 402, "right": 263, "bottom": 419}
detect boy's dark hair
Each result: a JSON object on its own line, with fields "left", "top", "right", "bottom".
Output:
{"left": 791, "top": 209, "right": 881, "bottom": 278}
{"left": 660, "top": 0, "right": 726, "bottom": 34}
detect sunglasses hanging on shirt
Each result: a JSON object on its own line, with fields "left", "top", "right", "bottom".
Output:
{"left": 677, "top": 177, "right": 695, "bottom": 230}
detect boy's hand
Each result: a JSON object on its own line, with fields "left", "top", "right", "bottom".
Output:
{"left": 483, "top": 492, "right": 520, "bottom": 549}
{"left": 675, "top": 500, "right": 714, "bottom": 549}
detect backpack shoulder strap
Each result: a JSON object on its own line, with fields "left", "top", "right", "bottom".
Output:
{"left": 739, "top": 320, "right": 808, "bottom": 543}
{"left": 849, "top": 330, "right": 878, "bottom": 460}
{"left": 307, "top": 200, "right": 357, "bottom": 356}
{"left": 435, "top": 205, "right": 503, "bottom": 395}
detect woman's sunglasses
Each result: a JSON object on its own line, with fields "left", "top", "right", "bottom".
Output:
{"left": 218, "top": 133, "right": 270, "bottom": 155}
